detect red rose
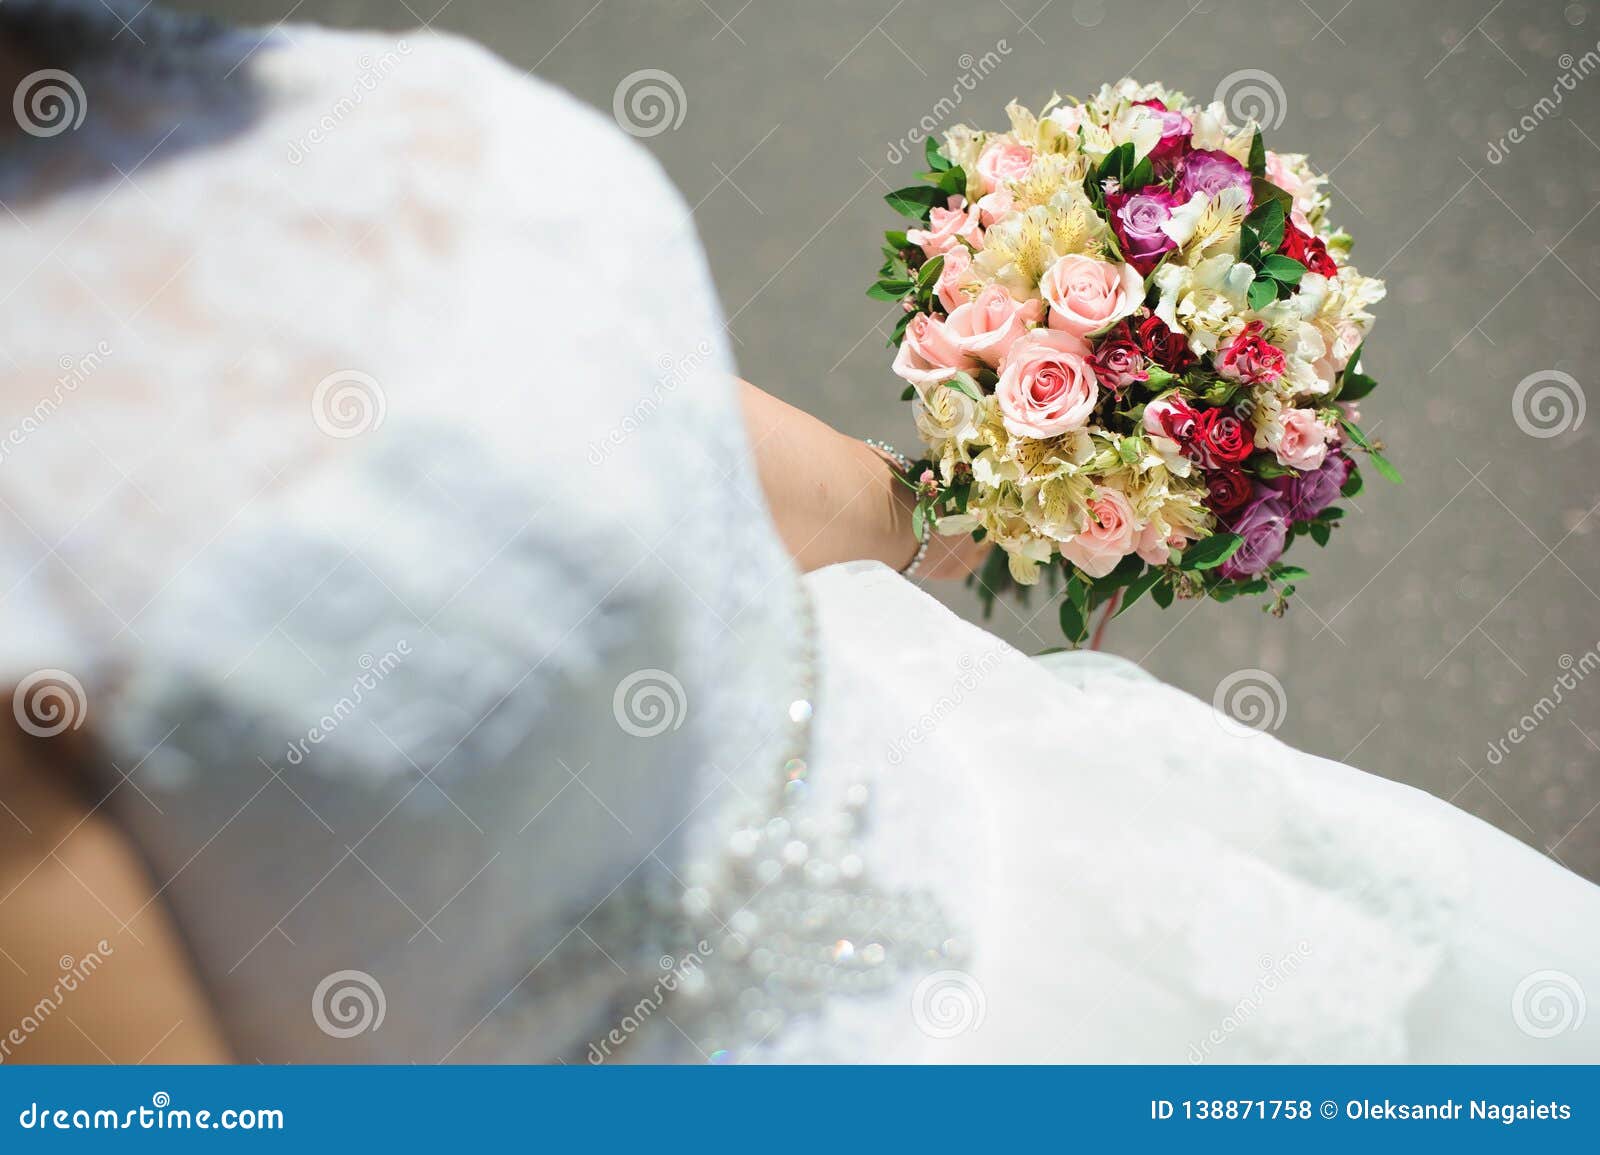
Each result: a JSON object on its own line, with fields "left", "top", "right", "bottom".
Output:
{"left": 1190, "top": 407, "right": 1254, "bottom": 467}
{"left": 1206, "top": 467, "right": 1253, "bottom": 516}
{"left": 1088, "top": 322, "right": 1148, "bottom": 393}
{"left": 1278, "top": 222, "right": 1338, "bottom": 278}
{"left": 1135, "top": 314, "right": 1196, "bottom": 373}
{"left": 1215, "top": 320, "right": 1287, "bottom": 385}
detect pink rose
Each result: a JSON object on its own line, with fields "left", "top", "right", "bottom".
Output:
{"left": 891, "top": 312, "right": 976, "bottom": 385}
{"left": 975, "top": 138, "right": 1034, "bottom": 194}
{"left": 935, "top": 244, "right": 973, "bottom": 312}
{"left": 1040, "top": 254, "right": 1145, "bottom": 339}
{"left": 907, "top": 196, "right": 983, "bottom": 257}
{"left": 1060, "top": 485, "right": 1139, "bottom": 578}
{"left": 1264, "top": 150, "right": 1318, "bottom": 230}
{"left": 1272, "top": 408, "right": 1334, "bottom": 471}
{"left": 975, "top": 186, "right": 1014, "bottom": 227}
{"left": 946, "top": 284, "right": 1045, "bottom": 368}
{"left": 994, "top": 329, "right": 1099, "bottom": 438}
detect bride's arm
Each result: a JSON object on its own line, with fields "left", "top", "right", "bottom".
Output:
{"left": 738, "top": 379, "right": 987, "bottom": 578}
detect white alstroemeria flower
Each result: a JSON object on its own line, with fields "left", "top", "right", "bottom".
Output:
{"left": 912, "top": 381, "right": 982, "bottom": 451}
{"left": 1161, "top": 186, "right": 1250, "bottom": 259}
{"left": 1152, "top": 253, "right": 1254, "bottom": 354}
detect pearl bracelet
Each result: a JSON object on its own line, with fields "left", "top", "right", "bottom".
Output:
{"left": 863, "top": 438, "right": 931, "bottom": 579}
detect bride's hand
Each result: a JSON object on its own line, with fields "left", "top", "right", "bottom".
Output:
{"left": 739, "top": 377, "right": 991, "bottom": 579}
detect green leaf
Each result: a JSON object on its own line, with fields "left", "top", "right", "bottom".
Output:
{"left": 1247, "top": 128, "right": 1266, "bottom": 177}
{"left": 1335, "top": 369, "right": 1379, "bottom": 402}
{"left": 1143, "top": 366, "right": 1175, "bottom": 390}
{"left": 900, "top": 384, "right": 916, "bottom": 401}
{"left": 1261, "top": 254, "right": 1305, "bottom": 284}
{"left": 1317, "top": 506, "right": 1345, "bottom": 522}
{"left": 914, "top": 253, "right": 945, "bottom": 296}
{"left": 1247, "top": 276, "right": 1278, "bottom": 311}
{"left": 1310, "top": 521, "right": 1331, "bottom": 546}
{"left": 1269, "top": 564, "right": 1309, "bottom": 582}
{"left": 1179, "top": 532, "right": 1244, "bottom": 571}
{"left": 1059, "top": 596, "right": 1087, "bottom": 644}
{"left": 1116, "top": 567, "right": 1164, "bottom": 615}
{"left": 911, "top": 502, "right": 928, "bottom": 542}
{"left": 944, "top": 371, "right": 982, "bottom": 402}
{"left": 1151, "top": 579, "right": 1175, "bottom": 609}
{"left": 1366, "top": 451, "right": 1403, "bottom": 484}
{"left": 867, "top": 280, "right": 911, "bottom": 302}
{"left": 885, "top": 229, "right": 910, "bottom": 249}
{"left": 1340, "top": 418, "right": 1404, "bottom": 484}
{"left": 1250, "top": 177, "right": 1293, "bottom": 213}
{"left": 885, "top": 184, "right": 944, "bottom": 220}
{"left": 1244, "top": 197, "right": 1285, "bottom": 254}
{"left": 924, "top": 136, "right": 951, "bottom": 172}
{"left": 1340, "top": 466, "right": 1364, "bottom": 498}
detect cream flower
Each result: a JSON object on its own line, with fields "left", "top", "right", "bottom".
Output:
{"left": 1152, "top": 253, "right": 1254, "bottom": 355}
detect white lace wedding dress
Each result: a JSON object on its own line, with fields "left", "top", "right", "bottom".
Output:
{"left": 3, "top": 2, "right": 1596, "bottom": 1064}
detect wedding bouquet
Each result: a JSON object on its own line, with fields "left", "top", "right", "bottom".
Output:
{"left": 870, "top": 79, "right": 1396, "bottom": 643}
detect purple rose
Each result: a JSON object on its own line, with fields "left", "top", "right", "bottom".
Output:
{"left": 1176, "top": 149, "right": 1254, "bottom": 208}
{"left": 1270, "top": 451, "right": 1351, "bottom": 524}
{"left": 1133, "top": 98, "right": 1192, "bottom": 168}
{"left": 1106, "top": 187, "right": 1180, "bottom": 274}
{"left": 1218, "top": 492, "right": 1290, "bottom": 580}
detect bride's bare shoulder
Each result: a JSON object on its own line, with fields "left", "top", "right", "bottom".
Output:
{"left": 0, "top": 724, "right": 228, "bottom": 1063}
